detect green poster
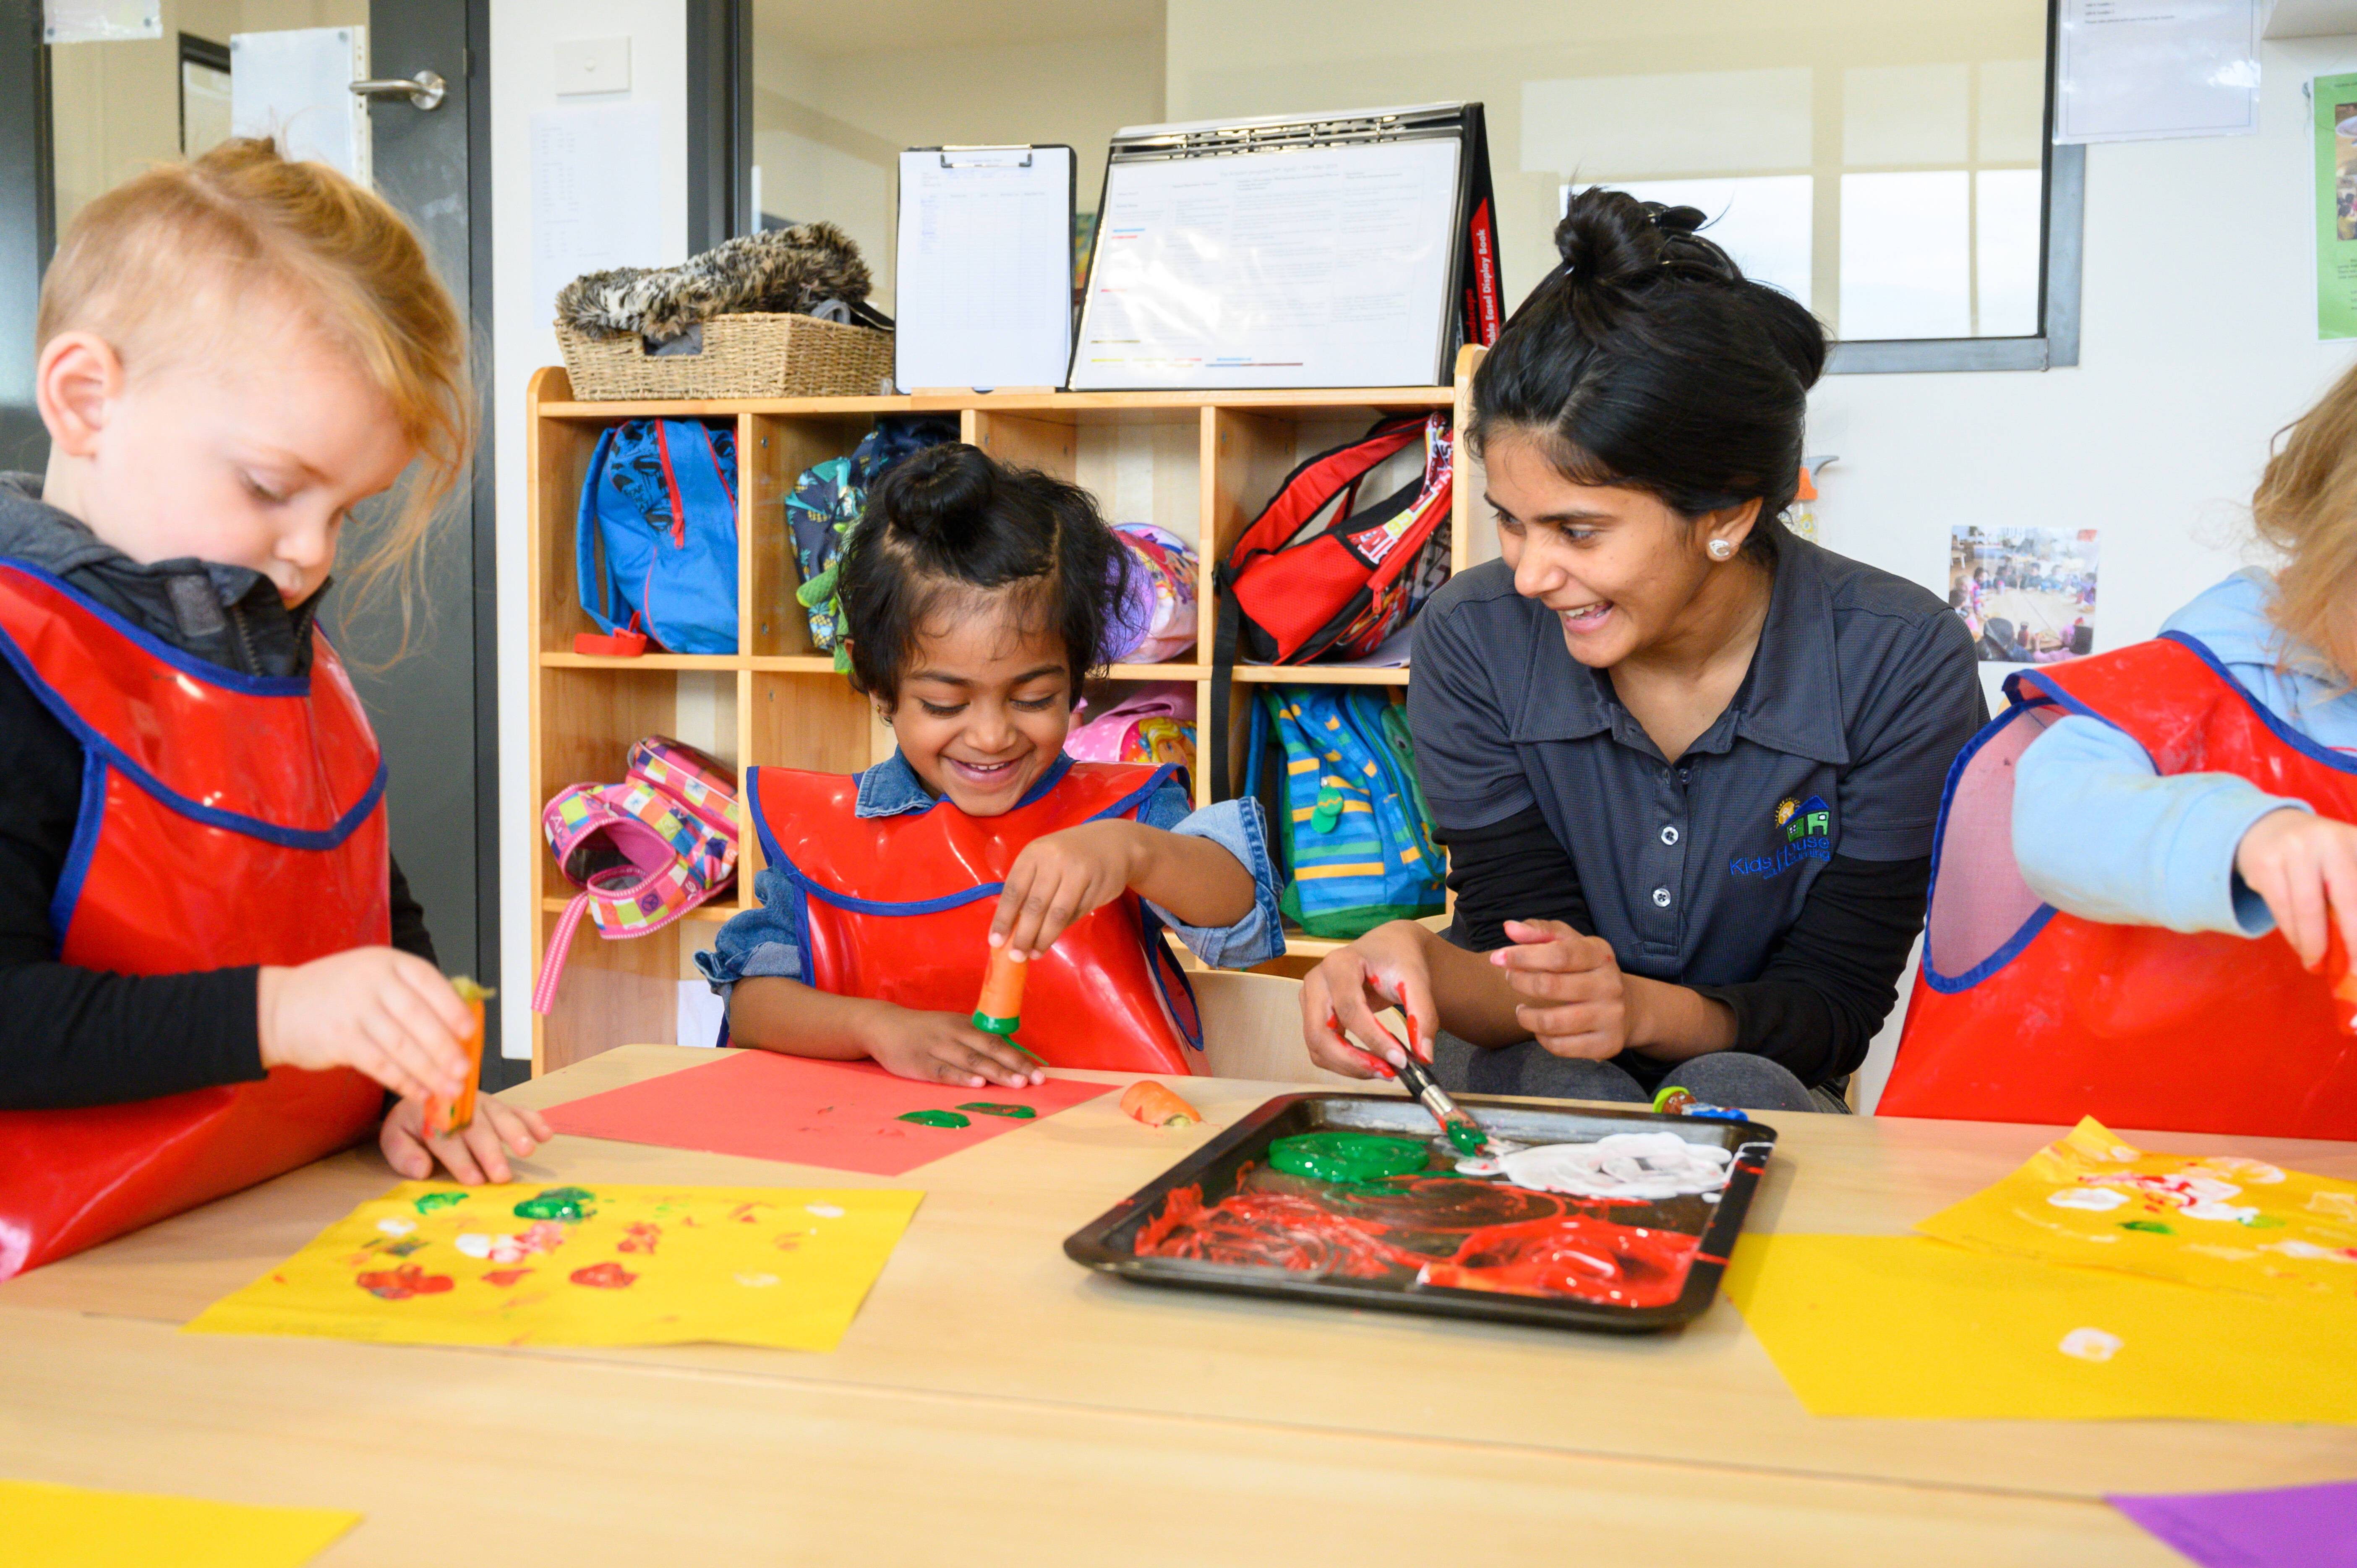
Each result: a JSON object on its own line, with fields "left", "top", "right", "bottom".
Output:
{"left": 2317, "top": 75, "right": 2357, "bottom": 339}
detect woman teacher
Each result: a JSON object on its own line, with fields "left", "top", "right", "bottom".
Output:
{"left": 1301, "top": 190, "right": 1984, "bottom": 1111}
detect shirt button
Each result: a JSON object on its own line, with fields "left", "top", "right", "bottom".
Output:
{"left": 1660, "top": 825, "right": 1680, "bottom": 846}
{"left": 1652, "top": 887, "right": 1672, "bottom": 908}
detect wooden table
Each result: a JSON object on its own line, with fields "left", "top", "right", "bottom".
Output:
{"left": 5, "top": 1047, "right": 2354, "bottom": 1565}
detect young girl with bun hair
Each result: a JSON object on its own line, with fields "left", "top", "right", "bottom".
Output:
{"left": 701, "top": 442, "right": 1280, "bottom": 1085}
{"left": 1302, "top": 188, "right": 1984, "bottom": 1111}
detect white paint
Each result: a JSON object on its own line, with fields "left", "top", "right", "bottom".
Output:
{"left": 2048, "top": 1186, "right": 2130, "bottom": 1211}
{"left": 2059, "top": 1326, "right": 2124, "bottom": 1362}
{"left": 804, "top": 1203, "right": 845, "bottom": 1218}
{"left": 735, "top": 1272, "right": 779, "bottom": 1287}
{"left": 375, "top": 1216, "right": 417, "bottom": 1236}
{"left": 453, "top": 1232, "right": 494, "bottom": 1258}
{"left": 1495, "top": 1132, "right": 1734, "bottom": 1200}
{"left": 491, "top": 1, "right": 688, "bottom": 1058}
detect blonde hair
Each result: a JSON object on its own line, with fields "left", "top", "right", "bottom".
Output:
{"left": 2255, "top": 360, "right": 2357, "bottom": 680}
{"left": 35, "top": 138, "right": 472, "bottom": 644}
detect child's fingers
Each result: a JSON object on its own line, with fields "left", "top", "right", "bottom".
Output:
{"left": 456, "top": 1120, "right": 513, "bottom": 1184}
{"left": 350, "top": 1014, "right": 440, "bottom": 1102}
{"left": 431, "top": 1127, "right": 489, "bottom": 1185}
{"left": 377, "top": 1112, "right": 433, "bottom": 1180}
{"left": 1005, "top": 863, "right": 1077, "bottom": 959}
{"left": 951, "top": 1031, "right": 1038, "bottom": 1088}
{"left": 2286, "top": 857, "right": 2330, "bottom": 970}
{"left": 394, "top": 956, "right": 477, "bottom": 1040}
{"left": 504, "top": 1102, "right": 555, "bottom": 1148}
{"left": 2323, "top": 841, "right": 2357, "bottom": 973}
{"left": 989, "top": 857, "right": 1038, "bottom": 949}
{"left": 377, "top": 979, "right": 471, "bottom": 1088}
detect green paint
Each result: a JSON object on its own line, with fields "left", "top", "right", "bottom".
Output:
{"left": 412, "top": 1191, "right": 468, "bottom": 1214}
{"left": 898, "top": 1109, "right": 971, "bottom": 1129}
{"left": 512, "top": 1185, "right": 598, "bottom": 1222}
{"left": 2240, "top": 1213, "right": 2287, "bottom": 1229}
{"left": 2120, "top": 1219, "right": 2174, "bottom": 1235}
{"left": 958, "top": 1102, "right": 1036, "bottom": 1119}
{"left": 971, "top": 1012, "right": 1045, "bottom": 1063}
{"left": 1445, "top": 1121, "right": 1487, "bottom": 1156}
{"left": 1268, "top": 1132, "right": 1429, "bottom": 1185}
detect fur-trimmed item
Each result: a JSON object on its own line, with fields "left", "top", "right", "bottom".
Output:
{"left": 557, "top": 222, "right": 873, "bottom": 341}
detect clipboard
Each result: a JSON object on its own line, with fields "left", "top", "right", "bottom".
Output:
{"left": 1068, "top": 103, "right": 1502, "bottom": 391}
{"left": 893, "top": 144, "right": 1076, "bottom": 394}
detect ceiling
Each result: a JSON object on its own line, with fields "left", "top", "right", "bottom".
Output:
{"left": 753, "top": 0, "right": 1164, "bottom": 58}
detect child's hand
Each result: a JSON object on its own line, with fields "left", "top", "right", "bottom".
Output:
{"left": 1302, "top": 920, "right": 1437, "bottom": 1078}
{"left": 2234, "top": 808, "right": 2357, "bottom": 969}
{"left": 256, "top": 948, "right": 474, "bottom": 1102}
{"left": 990, "top": 819, "right": 1147, "bottom": 960}
{"left": 866, "top": 1007, "right": 1043, "bottom": 1089}
{"left": 380, "top": 1094, "right": 553, "bottom": 1184}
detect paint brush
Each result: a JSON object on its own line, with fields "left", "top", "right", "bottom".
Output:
{"left": 1389, "top": 1049, "right": 1503, "bottom": 1159}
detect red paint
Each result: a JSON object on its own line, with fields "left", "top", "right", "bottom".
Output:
{"left": 1135, "top": 1171, "right": 1702, "bottom": 1309}
{"left": 568, "top": 1262, "right": 638, "bottom": 1289}
{"left": 616, "top": 1221, "right": 661, "bottom": 1255}
{"left": 480, "top": 1267, "right": 533, "bottom": 1288}
{"left": 354, "top": 1264, "right": 455, "bottom": 1301}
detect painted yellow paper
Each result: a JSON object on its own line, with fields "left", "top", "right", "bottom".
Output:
{"left": 0, "top": 1477, "right": 357, "bottom": 1568}
{"left": 1725, "top": 1233, "right": 2357, "bottom": 1422}
{"left": 185, "top": 1181, "right": 922, "bottom": 1351}
{"left": 1917, "top": 1116, "right": 2357, "bottom": 1303}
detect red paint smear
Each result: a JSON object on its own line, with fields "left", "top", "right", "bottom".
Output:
{"left": 354, "top": 1263, "right": 455, "bottom": 1301}
{"left": 568, "top": 1262, "right": 639, "bottom": 1289}
{"left": 616, "top": 1221, "right": 661, "bottom": 1255}
{"left": 1135, "top": 1174, "right": 1701, "bottom": 1309}
{"left": 480, "top": 1267, "right": 534, "bottom": 1287}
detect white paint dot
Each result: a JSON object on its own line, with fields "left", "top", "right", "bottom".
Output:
{"left": 735, "top": 1273, "right": 779, "bottom": 1288}
{"left": 2048, "top": 1187, "right": 2129, "bottom": 1211}
{"left": 376, "top": 1217, "right": 416, "bottom": 1236}
{"left": 2058, "top": 1327, "right": 2123, "bottom": 1362}
{"left": 453, "top": 1233, "right": 493, "bottom": 1259}
{"left": 805, "top": 1203, "right": 845, "bottom": 1218}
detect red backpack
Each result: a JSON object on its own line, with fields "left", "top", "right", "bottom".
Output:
{"left": 1209, "top": 412, "right": 1453, "bottom": 795}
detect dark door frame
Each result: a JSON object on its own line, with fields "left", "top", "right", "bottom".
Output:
{"left": 0, "top": 0, "right": 53, "bottom": 470}
{"left": 686, "top": 0, "right": 752, "bottom": 251}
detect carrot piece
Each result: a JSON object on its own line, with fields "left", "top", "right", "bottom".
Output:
{"left": 423, "top": 977, "right": 493, "bottom": 1138}
{"left": 1120, "top": 1079, "right": 1200, "bottom": 1129}
{"left": 974, "top": 943, "right": 1027, "bottom": 1029}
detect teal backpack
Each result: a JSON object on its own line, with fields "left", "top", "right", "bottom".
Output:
{"left": 1245, "top": 687, "right": 1444, "bottom": 939}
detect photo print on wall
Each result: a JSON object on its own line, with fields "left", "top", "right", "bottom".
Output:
{"left": 1950, "top": 524, "right": 2099, "bottom": 665}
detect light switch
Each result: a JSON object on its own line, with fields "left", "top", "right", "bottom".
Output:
{"left": 554, "top": 37, "right": 629, "bottom": 96}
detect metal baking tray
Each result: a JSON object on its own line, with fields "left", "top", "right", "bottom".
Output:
{"left": 1065, "top": 1092, "right": 1776, "bottom": 1332}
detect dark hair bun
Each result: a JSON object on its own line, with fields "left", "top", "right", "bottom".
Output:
{"left": 880, "top": 442, "right": 998, "bottom": 550}
{"left": 1554, "top": 187, "right": 1738, "bottom": 292}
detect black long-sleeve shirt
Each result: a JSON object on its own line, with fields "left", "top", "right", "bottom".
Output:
{"left": 1442, "top": 809, "right": 1927, "bottom": 1088}
{"left": 0, "top": 474, "right": 434, "bottom": 1109}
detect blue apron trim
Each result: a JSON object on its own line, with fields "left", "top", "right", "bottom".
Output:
{"left": 48, "top": 751, "right": 108, "bottom": 956}
{"left": 0, "top": 558, "right": 312, "bottom": 696}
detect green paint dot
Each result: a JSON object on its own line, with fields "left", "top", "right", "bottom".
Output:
{"left": 1445, "top": 1122, "right": 1487, "bottom": 1156}
{"left": 898, "top": 1109, "right": 971, "bottom": 1129}
{"left": 513, "top": 1185, "right": 598, "bottom": 1221}
{"left": 2240, "top": 1213, "right": 2287, "bottom": 1229}
{"left": 412, "top": 1191, "right": 468, "bottom": 1214}
{"left": 1268, "top": 1132, "right": 1430, "bottom": 1185}
{"left": 2120, "top": 1219, "right": 2174, "bottom": 1235}
{"left": 957, "top": 1102, "right": 1036, "bottom": 1119}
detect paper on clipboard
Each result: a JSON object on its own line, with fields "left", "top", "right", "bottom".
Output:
{"left": 1073, "top": 135, "right": 1461, "bottom": 391}
{"left": 2055, "top": 0, "right": 2260, "bottom": 144}
{"left": 895, "top": 145, "right": 1074, "bottom": 392}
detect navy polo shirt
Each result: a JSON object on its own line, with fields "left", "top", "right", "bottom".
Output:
{"left": 1407, "top": 536, "right": 1984, "bottom": 987}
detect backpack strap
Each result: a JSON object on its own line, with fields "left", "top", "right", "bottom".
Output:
{"left": 574, "top": 425, "right": 624, "bottom": 636}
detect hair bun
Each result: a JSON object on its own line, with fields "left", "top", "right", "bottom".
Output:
{"left": 883, "top": 441, "right": 996, "bottom": 548}
{"left": 1554, "top": 187, "right": 1739, "bottom": 291}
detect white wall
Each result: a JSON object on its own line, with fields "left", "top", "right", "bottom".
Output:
{"left": 489, "top": 2, "right": 688, "bottom": 1057}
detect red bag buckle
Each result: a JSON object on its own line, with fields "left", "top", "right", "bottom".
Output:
{"left": 574, "top": 629, "right": 648, "bottom": 658}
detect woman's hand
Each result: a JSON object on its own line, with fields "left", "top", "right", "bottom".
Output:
{"left": 1301, "top": 920, "right": 1437, "bottom": 1078}
{"left": 2234, "top": 808, "right": 2357, "bottom": 969}
{"left": 256, "top": 948, "right": 474, "bottom": 1103}
{"left": 380, "top": 1095, "right": 553, "bottom": 1185}
{"left": 1489, "top": 919, "right": 1629, "bottom": 1060}
{"left": 865, "top": 1005, "right": 1042, "bottom": 1089}
{"left": 989, "top": 820, "right": 1146, "bottom": 960}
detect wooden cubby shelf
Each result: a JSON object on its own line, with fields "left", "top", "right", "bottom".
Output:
{"left": 526, "top": 355, "right": 1485, "bottom": 1073}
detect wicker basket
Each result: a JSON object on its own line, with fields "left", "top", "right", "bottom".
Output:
{"left": 556, "top": 312, "right": 895, "bottom": 401}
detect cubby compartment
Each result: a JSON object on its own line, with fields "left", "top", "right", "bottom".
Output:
{"left": 735, "top": 671, "right": 876, "bottom": 890}
{"left": 743, "top": 410, "right": 887, "bottom": 658}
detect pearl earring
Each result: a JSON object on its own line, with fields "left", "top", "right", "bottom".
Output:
{"left": 1708, "top": 539, "right": 1736, "bottom": 560}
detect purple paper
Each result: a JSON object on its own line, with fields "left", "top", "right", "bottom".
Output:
{"left": 2109, "top": 1481, "right": 2357, "bottom": 1568}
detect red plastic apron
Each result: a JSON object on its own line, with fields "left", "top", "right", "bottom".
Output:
{"left": 1883, "top": 632, "right": 2357, "bottom": 1138}
{"left": 0, "top": 561, "right": 388, "bottom": 1280}
{"left": 747, "top": 756, "right": 1202, "bottom": 1075}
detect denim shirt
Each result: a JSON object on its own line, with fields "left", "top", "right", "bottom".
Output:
{"left": 2014, "top": 569, "right": 2357, "bottom": 937}
{"left": 696, "top": 751, "right": 1282, "bottom": 999}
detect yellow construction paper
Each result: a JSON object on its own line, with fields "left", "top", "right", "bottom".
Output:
{"left": 186, "top": 1181, "right": 922, "bottom": 1351}
{"left": 0, "top": 1478, "right": 357, "bottom": 1567}
{"left": 1918, "top": 1116, "right": 2357, "bottom": 1303}
{"left": 1724, "top": 1233, "right": 2357, "bottom": 1422}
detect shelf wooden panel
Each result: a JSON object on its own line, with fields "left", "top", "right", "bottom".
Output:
{"left": 1102, "top": 662, "right": 1207, "bottom": 681}
{"left": 536, "top": 387, "right": 1455, "bottom": 421}
{"left": 540, "top": 895, "right": 736, "bottom": 926}
{"left": 538, "top": 651, "right": 745, "bottom": 672}
{"left": 1231, "top": 665, "right": 1411, "bottom": 686}
{"left": 744, "top": 654, "right": 845, "bottom": 673}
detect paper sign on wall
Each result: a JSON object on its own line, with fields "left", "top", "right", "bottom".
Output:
{"left": 2056, "top": 0, "right": 2260, "bottom": 144}
{"left": 231, "top": 27, "right": 370, "bottom": 186}
{"left": 2316, "top": 75, "right": 2357, "bottom": 340}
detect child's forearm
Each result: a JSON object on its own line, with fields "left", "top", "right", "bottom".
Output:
{"left": 726, "top": 974, "right": 894, "bottom": 1059}
{"left": 1128, "top": 824, "right": 1258, "bottom": 928}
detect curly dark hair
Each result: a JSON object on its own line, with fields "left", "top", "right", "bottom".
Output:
{"left": 836, "top": 441, "right": 1130, "bottom": 704}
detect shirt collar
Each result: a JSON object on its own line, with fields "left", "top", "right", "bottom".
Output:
{"left": 1512, "top": 533, "right": 1851, "bottom": 767}
{"left": 852, "top": 749, "right": 1077, "bottom": 817}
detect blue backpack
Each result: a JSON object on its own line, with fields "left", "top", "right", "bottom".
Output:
{"left": 577, "top": 418, "right": 739, "bottom": 654}
{"left": 1245, "top": 686, "right": 1444, "bottom": 939}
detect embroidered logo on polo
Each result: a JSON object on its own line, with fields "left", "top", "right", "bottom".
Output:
{"left": 1729, "top": 794, "right": 1832, "bottom": 879}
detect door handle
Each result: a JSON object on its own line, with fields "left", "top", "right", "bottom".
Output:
{"left": 349, "top": 70, "right": 446, "bottom": 111}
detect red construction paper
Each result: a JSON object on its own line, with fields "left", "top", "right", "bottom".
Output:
{"left": 543, "top": 1051, "right": 1114, "bottom": 1177}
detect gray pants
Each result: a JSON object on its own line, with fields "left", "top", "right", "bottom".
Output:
{"left": 1430, "top": 1031, "right": 1849, "bottom": 1114}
